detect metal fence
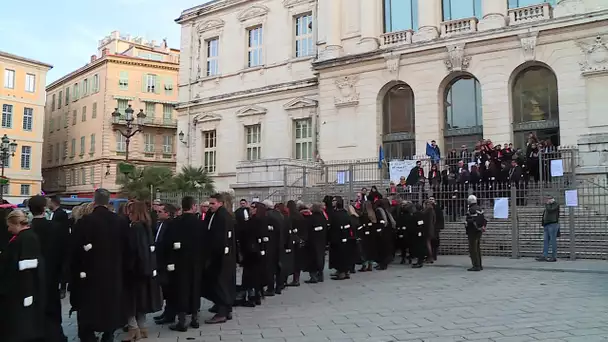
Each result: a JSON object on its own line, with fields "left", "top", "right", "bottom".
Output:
{"left": 158, "top": 147, "right": 608, "bottom": 260}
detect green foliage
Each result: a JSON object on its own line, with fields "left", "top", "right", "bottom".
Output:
{"left": 173, "top": 165, "right": 215, "bottom": 193}
{"left": 117, "top": 165, "right": 176, "bottom": 200}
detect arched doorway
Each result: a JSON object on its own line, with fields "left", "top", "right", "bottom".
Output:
{"left": 511, "top": 64, "right": 560, "bottom": 148}
{"left": 382, "top": 83, "right": 416, "bottom": 160}
{"left": 443, "top": 75, "right": 483, "bottom": 151}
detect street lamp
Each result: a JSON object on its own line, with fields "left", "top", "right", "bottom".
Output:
{"left": 0, "top": 134, "right": 18, "bottom": 201}
{"left": 111, "top": 104, "right": 146, "bottom": 161}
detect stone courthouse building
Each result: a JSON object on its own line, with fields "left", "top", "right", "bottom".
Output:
{"left": 175, "top": 0, "right": 608, "bottom": 192}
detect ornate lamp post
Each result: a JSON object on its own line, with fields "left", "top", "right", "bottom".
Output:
{"left": 0, "top": 134, "right": 18, "bottom": 201}
{"left": 111, "top": 104, "right": 146, "bottom": 161}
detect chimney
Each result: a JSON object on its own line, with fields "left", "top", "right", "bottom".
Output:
{"left": 102, "top": 48, "right": 109, "bottom": 57}
{"left": 90, "top": 55, "right": 97, "bottom": 62}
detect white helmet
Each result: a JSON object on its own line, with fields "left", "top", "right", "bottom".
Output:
{"left": 467, "top": 195, "right": 477, "bottom": 204}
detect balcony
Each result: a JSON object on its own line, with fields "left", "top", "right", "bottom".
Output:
{"left": 380, "top": 30, "right": 413, "bottom": 48}
{"left": 112, "top": 116, "right": 177, "bottom": 128}
{"left": 508, "top": 2, "right": 552, "bottom": 25}
{"left": 441, "top": 17, "right": 478, "bottom": 37}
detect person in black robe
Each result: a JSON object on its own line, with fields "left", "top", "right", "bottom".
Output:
{"left": 48, "top": 195, "right": 70, "bottom": 300}
{"left": 201, "top": 193, "right": 236, "bottom": 324}
{"left": 346, "top": 204, "right": 360, "bottom": 274}
{"left": 29, "top": 195, "right": 67, "bottom": 342}
{"left": 153, "top": 203, "right": 177, "bottom": 324}
{"left": 286, "top": 201, "right": 307, "bottom": 287}
{"left": 0, "top": 210, "right": 46, "bottom": 342}
{"left": 234, "top": 199, "right": 250, "bottom": 307}
{"left": 69, "top": 189, "right": 129, "bottom": 342}
{"left": 238, "top": 201, "right": 262, "bottom": 307}
{"left": 374, "top": 199, "right": 395, "bottom": 270}
{"left": 304, "top": 203, "right": 327, "bottom": 284}
{"left": 357, "top": 201, "right": 377, "bottom": 271}
{"left": 429, "top": 197, "right": 445, "bottom": 261}
{"left": 263, "top": 200, "right": 283, "bottom": 296}
{"left": 123, "top": 201, "right": 162, "bottom": 340}
{"left": 409, "top": 203, "right": 427, "bottom": 269}
{"left": 275, "top": 203, "right": 294, "bottom": 291}
{"left": 394, "top": 201, "right": 411, "bottom": 265}
{"left": 164, "top": 196, "right": 204, "bottom": 332}
{"left": 328, "top": 196, "right": 351, "bottom": 281}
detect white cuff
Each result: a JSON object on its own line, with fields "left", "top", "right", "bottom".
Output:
{"left": 18, "top": 259, "right": 38, "bottom": 271}
{"left": 23, "top": 296, "right": 33, "bottom": 307}
{"left": 83, "top": 243, "right": 93, "bottom": 252}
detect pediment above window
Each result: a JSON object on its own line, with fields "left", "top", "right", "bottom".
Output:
{"left": 236, "top": 105, "right": 267, "bottom": 117}
{"left": 283, "top": 97, "right": 318, "bottom": 110}
{"left": 196, "top": 19, "right": 225, "bottom": 33}
{"left": 194, "top": 112, "right": 222, "bottom": 124}
{"left": 237, "top": 4, "right": 269, "bottom": 22}
{"left": 283, "top": 0, "right": 315, "bottom": 9}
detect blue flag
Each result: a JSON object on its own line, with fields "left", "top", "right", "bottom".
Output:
{"left": 378, "top": 145, "right": 384, "bottom": 169}
{"left": 426, "top": 142, "right": 440, "bottom": 164}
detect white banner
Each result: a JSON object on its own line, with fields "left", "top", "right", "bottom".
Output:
{"left": 389, "top": 160, "right": 417, "bottom": 184}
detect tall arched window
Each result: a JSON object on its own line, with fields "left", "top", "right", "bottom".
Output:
{"left": 442, "top": 0, "right": 482, "bottom": 21}
{"left": 444, "top": 75, "right": 483, "bottom": 151}
{"left": 508, "top": 0, "right": 555, "bottom": 9}
{"left": 384, "top": 0, "right": 419, "bottom": 33}
{"left": 382, "top": 83, "right": 416, "bottom": 160}
{"left": 511, "top": 65, "right": 560, "bottom": 147}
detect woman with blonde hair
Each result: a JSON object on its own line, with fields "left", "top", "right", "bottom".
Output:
{"left": 80, "top": 202, "right": 96, "bottom": 217}
{"left": 71, "top": 205, "right": 83, "bottom": 223}
{"left": 123, "top": 201, "right": 161, "bottom": 341}
{"left": 0, "top": 210, "right": 46, "bottom": 342}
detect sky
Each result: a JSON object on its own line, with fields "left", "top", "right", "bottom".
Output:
{"left": 0, "top": 0, "right": 211, "bottom": 83}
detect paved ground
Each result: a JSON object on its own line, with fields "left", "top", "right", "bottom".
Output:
{"left": 61, "top": 256, "right": 608, "bottom": 342}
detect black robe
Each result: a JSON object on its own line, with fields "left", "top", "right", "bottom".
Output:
{"left": 280, "top": 213, "right": 295, "bottom": 278}
{"left": 31, "top": 218, "right": 67, "bottom": 342}
{"left": 328, "top": 209, "right": 351, "bottom": 273}
{"left": 357, "top": 214, "right": 377, "bottom": 262}
{"left": 124, "top": 221, "right": 162, "bottom": 317}
{"left": 291, "top": 211, "right": 308, "bottom": 273}
{"left": 239, "top": 215, "right": 263, "bottom": 289}
{"left": 374, "top": 207, "right": 395, "bottom": 265}
{"left": 265, "top": 209, "right": 283, "bottom": 286}
{"left": 70, "top": 206, "right": 129, "bottom": 332}
{"left": 304, "top": 210, "right": 327, "bottom": 273}
{"left": 202, "top": 206, "right": 236, "bottom": 309}
{"left": 394, "top": 208, "right": 409, "bottom": 252}
{"left": 0, "top": 228, "right": 46, "bottom": 342}
{"left": 164, "top": 212, "right": 203, "bottom": 314}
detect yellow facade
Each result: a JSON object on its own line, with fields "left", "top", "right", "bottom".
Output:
{"left": 0, "top": 51, "right": 52, "bottom": 203}
{"left": 43, "top": 36, "right": 179, "bottom": 196}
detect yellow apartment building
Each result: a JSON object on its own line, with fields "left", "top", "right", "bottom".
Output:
{"left": 0, "top": 51, "right": 52, "bottom": 204}
{"left": 42, "top": 31, "right": 179, "bottom": 197}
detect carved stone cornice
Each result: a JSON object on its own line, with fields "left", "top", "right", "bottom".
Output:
{"left": 576, "top": 35, "right": 608, "bottom": 76}
{"left": 193, "top": 112, "right": 222, "bottom": 124}
{"left": 519, "top": 31, "right": 539, "bottom": 61}
{"left": 334, "top": 75, "right": 359, "bottom": 108}
{"left": 444, "top": 44, "right": 471, "bottom": 73}
{"left": 283, "top": 97, "right": 318, "bottom": 110}
{"left": 236, "top": 104, "right": 267, "bottom": 117}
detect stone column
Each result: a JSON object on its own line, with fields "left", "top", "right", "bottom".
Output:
{"left": 320, "top": 0, "right": 343, "bottom": 60}
{"left": 358, "top": 0, "right": 380, "bottom": 53}
{"left": 478, "top": 0, "right": 508, "bottom": 31}
{"left": 412, "top": 0, "right": 441, "bottom": 43}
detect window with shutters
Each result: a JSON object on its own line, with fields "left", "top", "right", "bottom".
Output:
{"left": 51, "top": 94, "right": 56, "bottom": 111}
{"left": 25, "top": 74, "right": 36, "bottom": 92}
{"left": 164, "top": 77, "right": 174, "bottom": 95}
{"left": 162, "top": 135, "right": 173, "bottom": 154}
{"left": 92, "top": 74, "right": 99, "bottom": 92}
{"left": 116, "top": 132, "right": 126, "bottom": 152}
{"left": 90, "top": 167, "right": 95, "bottom": 185}
{"left": 81, "top": 168, "right": 86, "bottom": 185}
{"left": 145, "top": 102, "right": 155, "bottom": 121}
{"left": 58, "top": 91, "right": 62, "bottom": 108}
{"left": 63, "top": 112, "right": 68, "bottom": 128}
{"left": 49, "top": 118, "right": 54, "bottom": 133}
{"left": 80, "top": 136, "right": 85, "bottom": 156}
{"left": 294, "top": 118, "right": 313, "bottom": 160}
{"left": 4, "top": 69, "right": 15, "bottom": 89}
{"left": 65, "top": 87, "right": 70, "bottom": 103}
{"left": 203, "top": 130, "right": 217, "bottom": 173}
{"left": 82, "top": 106, "right": 87, "bottom": 122}
{"left": 70, "top": 138, "right": 76, "bottom": 157}
{"left": 92, "top": 102, "right": 97, "bottom": 118}
{"left": 145, "top": 74, "right": 157, "bottom": 93}
{"left": 83, "top": 78, "right": 89, "bottom": 96}
{"left": 119, "top": 71, "right": 129, "bottom": 90}
{"left": 73, "top": 83, "right": 79, "bottom": 101}
{"left": 23, "top": 108, "right": 33, "bottom": 131}
{"left": 245, "top": 124, "right": 261, "bottom": 160}
{"left": 2, "top": 104, "right": 13, "bottom": 128}
{"left": 90, "top": 134, "right": 96, "bottom": 153}
{"left": 144, "top": 133, "right": 155, "bottom": 152}
{"left": 62, "top": 141, "right": 67, "bottom": 159}
{"left": 163, "top": 104, "right": 173, "bottom": 124}
{"left": 55, "top": 143, "right": 60, "bottom": 161}
{"left": 117, "top": 99, "right": 128, "bottom": 117}
{"left": 72, "top": 110, "right": 77, "bottom": 125}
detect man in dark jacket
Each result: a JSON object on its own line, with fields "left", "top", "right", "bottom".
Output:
{"left": 465, "top": 195, "right": 486, "bottom": 272}
{"left": 154, "top": 203, "right": 177, "bottom": 325}
{"left": 537, "top": 196, "right": 560, "bottom": 262}
{"left": 264, "top": 200, "right": 285, "bottom": 295}
{"left": 70, "top": 189, "right": 129, "bottom": 342}
{"left": 48, "top": 195, "right": 70, "bottom": 299}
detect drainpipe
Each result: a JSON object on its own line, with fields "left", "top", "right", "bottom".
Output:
{"left": 185, "top": 22, "right": 195, "bottom": 166}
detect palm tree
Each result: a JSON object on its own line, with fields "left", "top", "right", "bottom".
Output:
{"left": 117, "top": 166, "right": 176, "bottom": 200}
{"left": 173, "top": 165, "right": 215, "bottom": 193}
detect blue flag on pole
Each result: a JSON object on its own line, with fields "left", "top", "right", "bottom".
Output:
{"left": 378, "top": 145, "right": 384, "bottom": 169}
{"left": 426, "top": 142, "right": 440, "bottom": 164}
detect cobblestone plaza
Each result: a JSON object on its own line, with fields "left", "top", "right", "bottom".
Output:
{"left": 61, "top": 257, "right": 608, "bottom": 342}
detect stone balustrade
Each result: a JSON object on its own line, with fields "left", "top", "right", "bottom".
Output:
{"left": 441, "top": 17, "right": 479, "bottom": 37}
{"left": 380, "top": 29, "right": 413, "bottom": 48}
{"left": 509, "top": 2, "right": 552, "bottom": 25}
